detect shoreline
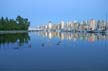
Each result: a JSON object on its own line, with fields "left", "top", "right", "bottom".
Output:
{"left": 0, "top": 30, "right": 108, "bottom": 34}
{"left": 0, "top": 30, "right": 29, "bottom": 34}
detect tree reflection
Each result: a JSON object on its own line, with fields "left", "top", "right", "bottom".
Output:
{"left": 0, "top": 33, "right": 30, "bottom": 49}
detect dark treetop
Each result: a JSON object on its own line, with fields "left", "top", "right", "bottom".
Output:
{"left": 0, "top": 16, "right": 30, "bottom": 30}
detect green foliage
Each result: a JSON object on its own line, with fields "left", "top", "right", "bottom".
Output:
{"left": 0, "top": 16, "right": 30, "bottom": 30}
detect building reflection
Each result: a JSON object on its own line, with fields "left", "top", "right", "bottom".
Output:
{"left": 37, "top": 32, "right": 108, "bottom": 42}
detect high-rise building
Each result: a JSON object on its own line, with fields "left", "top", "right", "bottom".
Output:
{"left": 60, "top": 21, "right": 65, "bottom": 29}
{"left": 48, "top": 21, "right": 52, "bottom": 30}
{"left": 89, "top": 19, "right": 96, "bottom": 31}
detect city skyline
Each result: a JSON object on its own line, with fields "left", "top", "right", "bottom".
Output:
{"left": 0, "top": 0, "right": 108, "bottom": 27}
{"left": 35, "top": 19, "right": 107, "bottom": 32}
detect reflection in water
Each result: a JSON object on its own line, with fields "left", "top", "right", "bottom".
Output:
{"left": 0, "top": 32, "right": 108, "bottom": 70}
{"left": 36, "top": 31, "right": 108, "bottom": 42}
{"left": 56, "top": 41, "right": 61, "bottom": 45}
{"left": 0, "top": 33, "right": 30, "bottom": 49}
{"left": 41, "top": 43, "right": 45, "bottom": 47}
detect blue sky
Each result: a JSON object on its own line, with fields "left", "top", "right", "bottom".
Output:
{"left": 0, "top": 0, "right": 108, "bottom": 27}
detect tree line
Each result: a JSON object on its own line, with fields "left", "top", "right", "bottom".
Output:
{"left": 0, "top": 16, "right": 30, "bottom": 30}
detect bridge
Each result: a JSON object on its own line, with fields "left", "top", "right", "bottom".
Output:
{"left": 28, "top": 27, "right": 43, "bottom": 32}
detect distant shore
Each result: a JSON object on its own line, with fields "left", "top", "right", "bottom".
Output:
{"left": 0, "top": 30, "right": 108, "bottom": 34}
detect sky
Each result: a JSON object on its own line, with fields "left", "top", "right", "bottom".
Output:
{"left": 0, "top": 0, "right": 108, "bottom": 27}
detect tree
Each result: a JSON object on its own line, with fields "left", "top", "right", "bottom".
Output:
{"left": 0, "top": 16, "right": 30, "bottom": 30}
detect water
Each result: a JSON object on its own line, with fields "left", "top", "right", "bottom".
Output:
{"left": 0, "top": 32, "right": 108, "bottom": 71}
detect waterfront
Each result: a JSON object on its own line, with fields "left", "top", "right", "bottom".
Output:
{"left": 0, "top": 32, "right": 108, "bottom": 71}
{"left": 37, "top": 19, "right": 108, "bottom": 33}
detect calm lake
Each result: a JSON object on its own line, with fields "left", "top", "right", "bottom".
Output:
{"left": 0, "top": 32, "right": 108, "bottom": 71}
